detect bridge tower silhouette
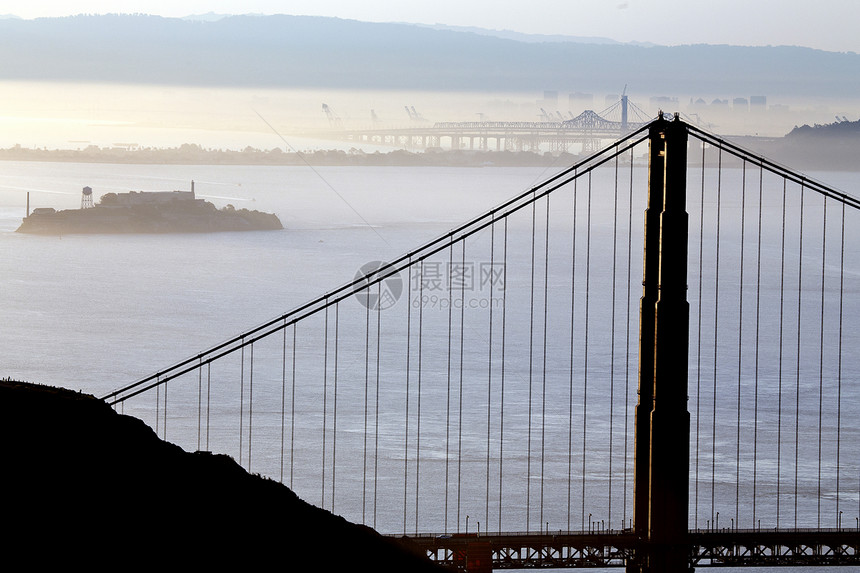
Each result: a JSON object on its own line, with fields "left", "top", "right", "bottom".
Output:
{"left": 629, "top": 116, "right": 691, "bottom": 572}
{"left": 104, "top": 115, "right": 860, "bottom": 570}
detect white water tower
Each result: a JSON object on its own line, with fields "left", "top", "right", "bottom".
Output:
{"left": 81, "top": 186, "right": 94, "bottom": 209}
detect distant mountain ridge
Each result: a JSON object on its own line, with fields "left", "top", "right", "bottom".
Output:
{"left": 411, "top": 23, "right": 633, "bottom": 45}
{"left": 0, "top": 14, "right": 858, "bottom": 96}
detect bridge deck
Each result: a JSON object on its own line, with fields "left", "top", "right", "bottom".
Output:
{"left": 401, "top": 529, "right": 860, "bottom": 569}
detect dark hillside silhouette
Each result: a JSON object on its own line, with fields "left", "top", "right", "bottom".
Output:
{"left": 0, "top": 379, "right": 441, "bottom": 570}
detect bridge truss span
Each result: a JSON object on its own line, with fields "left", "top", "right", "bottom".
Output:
{"left": 319, "top": 107, "right": 650, "bottom": 154}
{"left": 406, "top": 528, "right": 859, "bottom": 569}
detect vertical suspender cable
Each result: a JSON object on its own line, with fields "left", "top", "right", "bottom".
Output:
{"left": 753, "top": 164, "right": 764, "bottom": 527}
{"left": 487, "top": 221, "right": 495, "bottom": 530}
{"left": 206, "top": 363, "right": 211, "bottom": 451}
{"left": 332, "top": 303, "right": 339, "bottom": 512}
{"left": 540, "top": 195, "right": 550, "bottom": 529}
{"left": 239, "top": 344, "right": 244, "bottom": 467}
{"left": 711, "top": 148, "right": 722, "bottom": 524}
{"left": 363, "top": 286, "right": 371, "bottom": 524}
{"left": 322, "top": 306, "right": 329, "bottom": 508}
{"left": 458, "top": 242, "right": 467, "bottom": 532}
{"left": 735, "top": 163, "right": 747, "bottom": 524}
{"left": 777, "top": 180, "right": 787, "bottom": 528}
{"left": 624, "top": 149, "right": 634, "bottom": 526}
{"left": 197, "top": 360, "right": 202, "bottom": 451}
{"left": 416, "top": 262, "right": 424, "bottom": 534}
{"left": 499, "top": 218, "right": 509, "bottom": 533}
{"left": 248, "top": 342, "right": 254, "bottom": 471}
{"left": 404, "top": 265, "right": 412, "bottom": 534}
{"left": 198, "top": 359, "right": 202, "bottom": 451}
{"left": 608, "top": 151, "right": 619, "bottom": 528}
{"left": 839, "top": 214, "right": 860, "bottom": 529}
{"left": 695, "top": 142, "right": 706, "bottom": 526}
{"left": 374, "top": 282, "right": 382, "bottom": 530}
{"left": 446, "top": 244, "right": 454, "bottom": 533}
{"left": 582, "top": 173, "right": 592, "bottom": 530}
{"left": 281, "top": 322, "right": 287, "bottom": 483}
{"left": 836, "top": 203, "right": 845, "bottom": 527}
{"left": 795, "top": 183, "right": 805, "bottom": 528}
{"left": 817, "top": 197, "right": 828, "bottom": 527}
{"left": 291, "top": 324, "right": 297, "bottom": 490}
{"left": 567, "top": 175, "right": 578, "bottom": 532}
{"left": 527, "top": 197, "right": 536, "bottom": 532}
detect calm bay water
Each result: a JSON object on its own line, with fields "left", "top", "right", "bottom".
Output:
{"left": 2, "top": 160, "right": 860, "bottom": 573}
{"left": 0, "top": 161, "right": 559, "bottom": 394}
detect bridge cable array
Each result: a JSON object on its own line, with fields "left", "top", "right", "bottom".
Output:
{"left": 102, "top": 118, "right": 860, "bottom": 540}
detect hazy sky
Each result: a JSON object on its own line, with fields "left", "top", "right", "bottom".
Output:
{"left": 4, "top": 0, "right": 860, "bottom": 53}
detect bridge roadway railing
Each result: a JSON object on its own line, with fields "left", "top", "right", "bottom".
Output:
{"left": 309, "top": 109, "right": 652, "bottom": 151}
{"left": 688, "top": 527, "right": 860, "bottom": 567}
{"left": 400, "top": 528, "right": 860, "bottom": 569}
{"left": 318, "top": 124, "right": 636, "bottom": 153}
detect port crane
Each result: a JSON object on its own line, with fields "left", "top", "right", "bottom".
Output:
{"left": 404, "top": 106, "right": 425, "bottom": 121}
{"left": 322, "top": 103, "right": 343, "bottom": 129}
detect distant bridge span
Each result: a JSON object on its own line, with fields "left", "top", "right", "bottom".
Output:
{"left": 309, "top": 104, "right": 649, "bottom": 153}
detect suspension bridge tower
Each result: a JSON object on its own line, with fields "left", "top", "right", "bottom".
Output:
{"left": 630, "top": 114, "right": 692, "bottom": 573}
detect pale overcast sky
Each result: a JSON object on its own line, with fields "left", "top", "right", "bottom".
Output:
{"left": 3, "top": 0, "right": 859, "bottom": 53}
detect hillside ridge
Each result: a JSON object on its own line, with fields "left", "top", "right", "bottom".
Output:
{"left": 0, "top": 14, "right": 857, "bottom": 96}
{"left": 0, "top": 379, "right": 440, "bottom": 569}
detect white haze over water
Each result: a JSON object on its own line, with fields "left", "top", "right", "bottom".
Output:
{"left": 0, "top": 82, "right": 550, "bottom": 150}
{"left": 1, "top": 82, "right": 858, "bottom": 151}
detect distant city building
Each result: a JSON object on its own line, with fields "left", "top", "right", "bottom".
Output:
{"left": 541, "top": 91, "right": 559, "bottom": 109}
{"left": 568, "top": 92, "right": 593, "bottom": 109}
{"left": 733, "top": 97, "right": 749, "bottom": 112}
{"left": 750, "top": 95, "right": 767, "bottom": 111}
{"left": 650, "top": 96, "right": 679, "bottom": 109}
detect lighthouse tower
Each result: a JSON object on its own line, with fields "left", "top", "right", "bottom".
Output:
{"left": 81, "top": 186, "right": 94, "bottom": 209}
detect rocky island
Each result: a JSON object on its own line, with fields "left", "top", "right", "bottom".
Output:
{"left": 16, "top": 183, "right": 283, "bottom": 234}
